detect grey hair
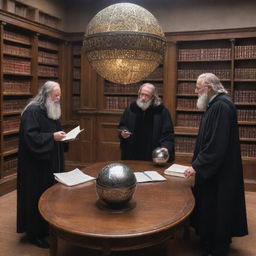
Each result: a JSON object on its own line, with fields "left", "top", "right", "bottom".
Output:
{"left": 22, "top": 81, "right": 60, "bottom": 115}
{"left": 138, "top": 83, "right": 162, "bottom": 106}
{"left": 198, "top": 73, "right": 228, "bottom": 94}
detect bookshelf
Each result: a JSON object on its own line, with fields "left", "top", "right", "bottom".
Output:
{"left": 71, "top": 42, "right": 82, "bottom": 112}
{"left": 0, "top": 13, "right": 65, "bottom": 195}
{"left": 165, "top": 31, "right": 256, "bottom": 190}
{"left": 102, "top": 65, "right": 164, "bottom": 112}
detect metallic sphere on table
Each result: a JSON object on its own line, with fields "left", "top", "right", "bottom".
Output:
{"left": 83, "top": 3, "right": 166, "bottom": 84}
{"left": 152, "top": 147, "right": 169, "bottom": 166}
{"left": 96, "top": 163, "right": 137, "bottom": 207}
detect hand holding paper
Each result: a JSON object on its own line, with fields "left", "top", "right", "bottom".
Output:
{"left": 61, "top": 125, "right": 84, "bottom": 141}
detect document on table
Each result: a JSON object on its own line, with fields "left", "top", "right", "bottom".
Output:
{"left": 164, "top": 164, "right": 189, "bottom": 178}
{"left": 134, "top": 170, "right": 167, "bottom": 183}
{"left": 61, "top": 125, "right": 84, "bottom": 141}
{"left": 54, "top": 168, "right": 95, "bottom": 186}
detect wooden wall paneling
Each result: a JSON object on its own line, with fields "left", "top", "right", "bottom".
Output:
{"left": 0, "top": 22, "right": 3, "bottom": 179}
{"left": 80, "top": 51, "right": 97, "bottom": 110}
{"left": 164, "top": 41, "right": 177, "bottom": 121}
{"left": 96, "top": 114, "right": 121, "bottom": 162}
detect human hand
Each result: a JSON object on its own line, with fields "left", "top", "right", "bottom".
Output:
{"left": 184, "top": 167, "right": 196, "bottom": 178}
{"left": 121, "top": 129, "right": 132, "bottom": 139}
{"left": 160, "top": 147, "right": 168, "bottom": 152}
{"left": 53, "top": 131, "right": 66, "bottom": 141}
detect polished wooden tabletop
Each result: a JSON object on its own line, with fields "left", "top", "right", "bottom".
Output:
{"left": 39, "top": 161, "right": 194, "bottom": 255}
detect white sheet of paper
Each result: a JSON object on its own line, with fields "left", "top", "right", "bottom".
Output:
{"left": 144, "top": 171, "right": 167, "bottom": 181}
{"left": 164, "top": 164, "right": 189, "bottom": 178}
{"left": 62, "top": 125, "right": 84, "bottom": 141}
{"left": 54, "top": 168, "right": 95, "bottom": 186}
{"left": 134, "top": 172, "right": 152, "bottom": 183}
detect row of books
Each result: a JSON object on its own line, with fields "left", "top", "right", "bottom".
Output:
{"left": 146, "top": 67, "right": 163, "bottom": 79}
{"left": 235, "top": 68, "right": 256, "bottom": 80}
{"left": 239, "top": 126, "right": 256, "bottom": 138}
{"left": 3, "top": 99, "right": 28, "bottom": 113}
{"left": 73, "top": 45, "right": 82, "bottom": 55}
{"left": 38, "top": 51, "right": 59, "bottom": 65}
{"left": 38, "top": 40, "right": 58, "bottom": 51}
{"left": 105, "top": 96, "right": 137, "bottom": 110}
{"left": 3, "top": 57, "right": 31, "bottom": 74}
{"left": 177, "top": 98, "right": 197, "bottom": 109}
{"left": 73, "top": 68, "right": 81, "bottom": 79}
{"left": 38, "top": 65, "right": 58, "bottom": 77}
{"left": 72, "top": 96, "right": 80, "bottom": 110}
{"left": 178, "top": 48, "right": 231, "bottom": 61}
{"left": 3, "top": 44, "right": 31, "bottom": 57}
{"left": 3, "top": 79, "right": 31, "bottom": 93}
{"left": 3, "top": 157, "right": 18, "bottom": 172}
{"left": 3, "top": 116, "right": 20, "bottom": 131}
{"left": 177, "top": 82, "right": 196, "bottom": 94}
{"left": 178, "top": 69, "right": 231, "bottom": 80}
{"left": 234, "top": 90, "right": 256, "bottom": 103}
{"left": 176, "top": 113, "right": 202, "bottom": 127}
{"left": 72, "top": 81, "right": 80, "bottom": 94}
{"left": 105, "top": 82, "right": 163, "bottom": 94}
{"left": 237, "top": 109, "right": 256, "bottom": 122}
{"left": 240, "top": 143, "right": 256, "bottom": 158}
{"left": 3, "top": 136, "right": 19, "bottom": 151}
{"left": 235, "top": 45, "right": 256, "bottom": 59}
{"left": 175, "top": 136, "right": 196, "bottom": 153}
{"left": 3, "top": 30, "right": 30, "bottom": 44}
{"left": 73, "top": 58, "right": 81, "bottom": 67}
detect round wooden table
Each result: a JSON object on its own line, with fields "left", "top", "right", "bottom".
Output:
{"left": 39, "top": 161, "right": 194, "bottom": 256}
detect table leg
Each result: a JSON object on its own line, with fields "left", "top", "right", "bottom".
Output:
{"left": 49, "top": 225, "right": 58, "bottom": 256}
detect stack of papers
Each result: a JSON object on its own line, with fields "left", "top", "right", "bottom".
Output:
{"left": 164, "top": 164, "right": 189, "bottom": 178}
{"left": 61, "top": 125, "right": 84, "bottom": 141}
{"left": 134, "top": 171, "right": 166, "bottom": 183}
{"left": 54, "top": 168, "right": 95, "bottom": 186}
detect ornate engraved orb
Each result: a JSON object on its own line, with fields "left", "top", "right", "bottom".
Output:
{"left": 96, "top": 163, "right": 137, "bottom": 208}
{"left": 152, "top": 147, "right": 169, "bottom": 166}
{"left": 83, "top": 3, "right": 166, "bottom": 84}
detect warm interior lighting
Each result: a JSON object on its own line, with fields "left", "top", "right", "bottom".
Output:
{"left": 83, "top": 3, "right": 166, "bottom": 85}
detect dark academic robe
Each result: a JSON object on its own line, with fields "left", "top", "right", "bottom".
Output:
{"left": 190, "top": 94, "right": 248, "bottom": 242}
{"left": 17, "top": 104, "right": 66, "bottom": 237}
{"left": 118, "top": 102, "right": 175, "bottom": 162}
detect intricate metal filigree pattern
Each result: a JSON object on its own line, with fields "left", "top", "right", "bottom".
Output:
{"left": 84, "top": 3, "right": 166, "bottom": 84}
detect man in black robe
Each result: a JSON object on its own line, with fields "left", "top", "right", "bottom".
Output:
{"left": 184, "top": 73, "right": 248, "bottom": 256}
{"left": 17, "top": 81, "right": 67, "bottom": 248}
{"left": 118, "top": 83, "right": 175, "bottom": 162}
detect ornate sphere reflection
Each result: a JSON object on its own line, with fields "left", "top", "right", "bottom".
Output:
{"left": 152, "top": 147, "right": 169, "bottom": 166}
{"left": 96, "top": 163, "right": 137, "bottom": 208}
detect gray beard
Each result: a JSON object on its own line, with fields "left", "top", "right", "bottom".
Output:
{"left": 46, "top": 97, "right": 61, "bottom": 120}
{"left": 196, "top": 91, "right": 209, "bottom": 111}
{"left": 136, "top": 99, "right": 152, "bottom": 111}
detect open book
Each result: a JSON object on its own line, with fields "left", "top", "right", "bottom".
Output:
{"left": 134, "top": 170, "right": 166, "bottom": 183}
{"left": 61, "top": 125, "right": 84, "bottom": 141}
{"left": 164, "top": 164, "right": 189, "bottom": 178}
{"left": 54, "top": 168, "right": 95, "bottom": 186}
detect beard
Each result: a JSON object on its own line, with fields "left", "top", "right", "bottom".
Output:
{"left": 196, "top": 91, "right": 209, "bottom": 111}
{"left": 45, "top": 97, "right": 61, "bottom": 120}
{"left": 136, "top": 98, "right": 152, "bottom": 111}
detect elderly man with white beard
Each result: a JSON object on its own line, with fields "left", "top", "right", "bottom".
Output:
{"left": 184, "top": 73, "right": 248, "bottom": 256}
{"left": 17, "top": 81, "right": 67, "bottom": 249}
{"left": 118, "top": 83, "right": 175, "bottom": 162}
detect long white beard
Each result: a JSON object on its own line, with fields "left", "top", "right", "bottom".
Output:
{"left": 196, "top": 91, "right": 209, "bottom": 111}
{"left": 46, "top": 97, "right": 61, "bottom": 120}
{"left": 136, "top": 98, "right": 152, "bottom": 111}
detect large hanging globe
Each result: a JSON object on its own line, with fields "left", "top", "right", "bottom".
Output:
{"left": 83, "top": 3, "right": 166, "bottom": 84}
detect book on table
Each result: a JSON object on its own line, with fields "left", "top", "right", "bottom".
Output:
{"left": 134, "top": 170, "right": 167, "bottom": 183}
{"left": 54, "top": 168, "right": 95, "bottom": 186}
{"left": 164, "top": 164, "right": 189, "bottom": 178}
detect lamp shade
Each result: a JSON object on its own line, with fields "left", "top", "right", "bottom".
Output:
{"left": 83, "top": 3, "right": 166, "bottom": 85}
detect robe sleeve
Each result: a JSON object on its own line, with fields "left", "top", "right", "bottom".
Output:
{"left": 192, "top": 101, "right": 233, "bottom": 180}
{"left": 20, "top": 108, "right": 55, "bottom": 159}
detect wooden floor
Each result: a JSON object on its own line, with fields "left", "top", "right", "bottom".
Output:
{"left": 0, "top": 190, "right": 255, "bottom": 256}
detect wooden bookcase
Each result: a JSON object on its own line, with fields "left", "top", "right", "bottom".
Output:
{"left": 0, "top": 11, "right": 65, "bottom": 195}
{"left": 166, "top": 29, "right": 256, "bottom": 190}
